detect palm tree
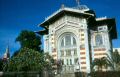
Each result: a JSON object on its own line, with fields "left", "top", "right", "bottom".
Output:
{"left": 92, "top": 57, "right": 109, "bottom": 71}
{"left": 92, "top": 58, "right": 101, "bottom": 71}
{"left": 90, "top": 57, "right": 109, "bottom": 77}
{"left": 107, "top": 49, "right": 120, "bottom": 71}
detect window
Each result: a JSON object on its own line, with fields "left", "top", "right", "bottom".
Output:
{"left": 60, "top": 34, "right": 76, "bottom": 47}
{"left": 74, "top": 49, "right": 77, "bottom": 56}
{"left": 67, "top": 59, "right": 69, "bottom": 65}
{"left": 65, "top": 35, "right": 71, "bottom": 46}
{"left": 73, "top": 37, "right": 76, "bottom": 45}
{"left": 98, "top": 26, "right": 107, "bottom": 31}
{"left": 66, "top": 50, "right": 71, "bottom": 56}
{"left": 60, "top": 50, "right": 64, "bottom": 57}
{"left": 61, "top": 39, "right": 64, "bottom": 47}
{"left": 98, "top": 27, "right": 103, "bottom": 31}
{"left": 95, "top": 34, "right": 103, "bottom": 46}
{"left": 70, "top": 59, "right": 72, "bottom": 65}
{"left": 74, "top": 58, "right": 78, "bottom": 64}
{"left": 62, "top": 59, "right": 64, "bottom": 65}
{"left": 60, "top": 33, "right": 78, "bottom": 65}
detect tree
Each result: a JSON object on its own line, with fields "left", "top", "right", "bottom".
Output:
{"left": 92, "top": 57, "right": 108, "bottom": 71}
{"left": 6, "top": 48, "right": 55, "bottom": 72}
{"left": 16, "top": 30, "right": 41, "bottom": 51}
{"left": 101, "top": 57, "right": 109, "bottom": 71}
{"left": 43, "top": 53, "right": 54, "bottom": 70}
{"left": 0, "top": 58, "right": 3, "bottom": 71}
{"left": 7, "top": 47, "right": 45, "bottom": 72}
{"left": 107, "top": 49, "right": 120, "bottom": 71}
{"left": 11, "top": 50, "right": 20, "bottom": 58}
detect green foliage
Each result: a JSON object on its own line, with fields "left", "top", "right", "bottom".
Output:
{"left": 4, "top": 30, "right": 55, "bottom": 72}
{"left": 6, "top": 48, "right": 54, "bottom": 72}
{"left": 92, "top": 50, "right": 120, "bottom": 72}
{"left": 11, "top": 50, "right": 20, "bottom": 58}
{"left": 107, "top": 50, "right": 120, "bottom": 71}
{"left": 0, "top": 58, "right": 3, "bottom": 71}
{"left": 7, "top": 48, "right": 45, "bottom": 72}
{"left": 92, "top": 57, "right": 109, "bottom": 71}
{"left": 43, "top": 52, "right": 55, "bottom": 70}
{"left": 16, "top": 30, "right": 41, "bottom": 51}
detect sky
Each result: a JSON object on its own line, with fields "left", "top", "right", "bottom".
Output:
{"left": 0, "top": 0, "right": 120, "bottom": 57}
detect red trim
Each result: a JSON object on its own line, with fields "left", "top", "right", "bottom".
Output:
{"left": 81, "top": 67, "right": 86, "bottom": 69}
{"left": 80, "top": 52, "right": 85, "bottom": 54}
{"left": 81, "top": 62, "right": 86, "bottom": 64}
{"left": 81, "top": 57, "right": 86, "bottom": 59}
{"left": 80, "top": 48, "right": 85, "bottom": 50}
{"left": 94, "top": 48, "right": 106, "bottom": 51}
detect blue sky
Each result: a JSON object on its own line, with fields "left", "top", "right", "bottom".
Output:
{"left": 0, "top": 0, "right": 120, "bottom": 57}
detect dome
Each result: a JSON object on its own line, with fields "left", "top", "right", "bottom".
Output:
{"left": 73, "top": 5, "right": 89, "bottom": 11}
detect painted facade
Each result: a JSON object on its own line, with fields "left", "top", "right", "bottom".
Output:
{"left": 37, "top": 5, "right": 117, "bottom": 74}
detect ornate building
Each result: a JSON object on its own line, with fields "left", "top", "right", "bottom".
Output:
{"left": 37, "top": 4, "right": 117, "bottom": 74}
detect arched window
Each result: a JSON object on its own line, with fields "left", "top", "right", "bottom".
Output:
{"left": 95, "top": 34, "right": 103, "bottom": 46}
{"left": 60, "top": 34, "right": 76, "bottom": 47}
{"left": 59, "top": 33, "right": 77, "bottom": 65}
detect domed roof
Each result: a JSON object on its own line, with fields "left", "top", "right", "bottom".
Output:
{"left": 72, "top": 5, "right": 89, "bottom": 11}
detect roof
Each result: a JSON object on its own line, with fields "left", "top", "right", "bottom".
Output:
{"left": 38, "top": 6, "right": 117, "bottom": 39}
{"left": 39, "top": 7, "right": 95, "bottom": 26}
{"left": 35, "top": 29, "right": 48, "bottom": 35}
{"left": 96, "top": 18, "right": 117, "bottom": 39}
